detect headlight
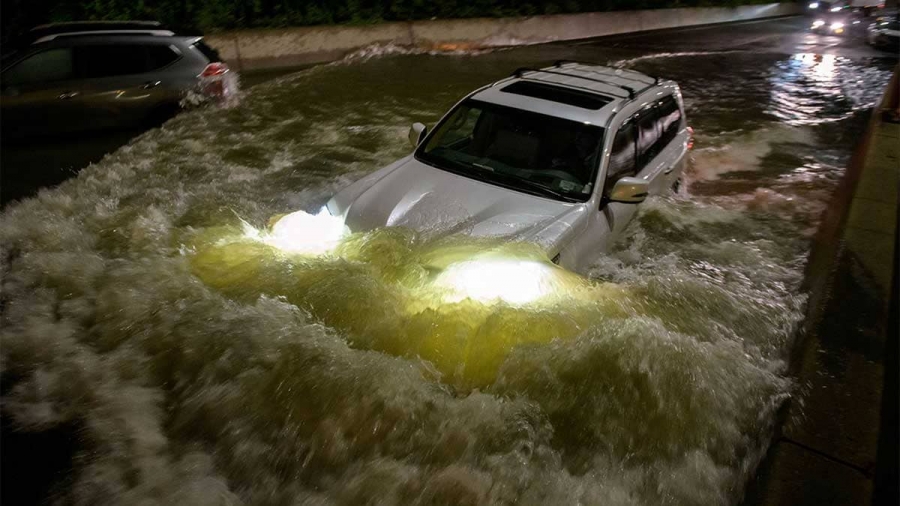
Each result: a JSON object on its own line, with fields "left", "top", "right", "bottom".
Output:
{"left": 829, "top": 6, "right": 842, "bottom": 12}
{"left": 809, "top": 1, "right": 819, "bottom": 8}
{"left": 435, "top": 258, "right": 561, "bottom": 305}
{"left": 813, "top": 19, "right": 826, "bottom": 27}
{"left": 831, "top": 21, "right": 845, "bottom": 30}
{"left": 248, "top": 208, "right": 349, "bottom": 255}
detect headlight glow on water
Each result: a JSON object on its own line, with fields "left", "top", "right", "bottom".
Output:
{"left": 434, "top": 258, "right": 562, "bottom": 305}
{"left": 245, "top": 207, "right": 349, "bottom": 255}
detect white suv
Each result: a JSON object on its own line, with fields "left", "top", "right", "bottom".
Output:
{"left": 327, "top": 62, "right": 691, "bottom": 271}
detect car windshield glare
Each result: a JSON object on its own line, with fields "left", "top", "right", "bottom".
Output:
{"left": 416, "top": 99, "right": 603, "bottom": 202}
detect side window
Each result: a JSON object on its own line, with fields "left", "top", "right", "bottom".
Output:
{"left": 145, "top": 45, "right": 180, "bottom": 71}
{"left": 3, "top": 48, "right": 74, "bottom": 85}
{"left": 77, "top": 44, "right": 176, "bottom": 78}
{"left": 657, "top": 95, "right": 682, "bottom": 147}
{"left": 606, "top": 121, "right": 636, "bottom": 187}
{"left": 636, "top": 106, "right": 661, "bottom": 171}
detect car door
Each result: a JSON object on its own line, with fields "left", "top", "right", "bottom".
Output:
{"left": 565, "top": 119, "right": 637, "bottom": 270}
{"left": 1, "top": 47, "right": 86, "bottom": 137}
{"left": 655, "top": 95, "right": 687, "bottom": 190}
{"left": 74, "top": 43, "right": 180, "bottom": 129}
{"left": 602, "top": 117, "right": 645, "bottom": 247}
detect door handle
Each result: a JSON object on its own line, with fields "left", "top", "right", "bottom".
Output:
{"left": 142, "top": 80, "right": 161, "bottom": 89}
{"left": 58, "top": 91, "right": 79, "bottom": 100}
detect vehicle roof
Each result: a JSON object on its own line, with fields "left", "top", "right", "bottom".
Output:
{"left": 33, "top": 34, "right": 199, "bottom": 47}
{"left": 469, "top": 62, "right": 668, "bottom": 126}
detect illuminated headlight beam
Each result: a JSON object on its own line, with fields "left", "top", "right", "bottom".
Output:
{"left": 245, "top": 207, "right": 349, "bottom": 255}
{"left": 812, "top": 19, "right": 826, "bottom": 27}
{"left": 434, "top": 258, "right": 562, "bottom": 305}
{"left": 808, "top": 1, "right": 819, "bottom": 8}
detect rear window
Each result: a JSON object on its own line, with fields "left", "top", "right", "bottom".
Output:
{"left": 192, "top": 40, "right": 221, "bottom": 63}
{"left": 501, "top": 81, "right": 612, "bottom": 110}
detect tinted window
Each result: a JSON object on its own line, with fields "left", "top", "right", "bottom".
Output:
{"left": 3, "top": 48, "right": 74, "bottom": 85}
{"left": 78, "top": 45, "right": 145, "bottom": 78}
{"left": 636, "top": 107, "right": 661, "bottom": 170}
{"left": 607, "top": 121, "right": 636, "bottom": 185}
{"left": 77, "top": 44, "right": 178, "bottom": 78}
{"left": 193, "top": 40, "right": 221, "bottom": 63}
{"left": 501, "top": 81, "right": 612, "bottom": 110}
{"left": 657, "top": 95, "right": 682, "bottom": 146}
{"left": 145, "top": 45, "right": 179, "bottom": 70}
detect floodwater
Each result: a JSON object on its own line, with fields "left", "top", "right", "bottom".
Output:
{"left": 1, "top": 27, "right": 895, "bottom": 506}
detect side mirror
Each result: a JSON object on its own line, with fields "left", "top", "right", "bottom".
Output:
{"left": 607, "top": 177, "right": 649, "bottom": 204}
{"left": 408, "top": 122, "right": 427, "bottom": 147}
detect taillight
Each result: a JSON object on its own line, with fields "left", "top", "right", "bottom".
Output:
{"left": 687, "top": 126, "right": 695, "bottom": 150}
{"left": 201, "top": 62, "right": 229, "bottom": 77}
{"left": 199, "top": 62, "right": 232, "bottom": 99}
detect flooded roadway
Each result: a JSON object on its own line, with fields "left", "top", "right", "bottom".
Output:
{"left": 1, "top": 16, "right": 896, "bottom": 506}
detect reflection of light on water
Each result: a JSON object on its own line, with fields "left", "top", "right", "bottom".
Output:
{"left": 768, "top": 53, "right": 841, "bottom": 125}
{"left": 243, "top": 208, "right": 349, "bottom": 255}
{"left": 434, "top": 258, "right": 562, "bottom": 305}
{"left": 811, "top": 53, "right": 836, "bottom": 80}
{"left": 765, "top": 53, "right": 890, "bottom": 127}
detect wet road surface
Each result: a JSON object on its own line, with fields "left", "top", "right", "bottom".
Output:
{"left": 1, "top": 15, "right": 896, "bottom": 506}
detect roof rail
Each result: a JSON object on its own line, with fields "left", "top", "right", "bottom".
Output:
{"left": 512, "top": 67, "right": 633, "bottom": 99}
{"left": 553, "top": 60, "right": 659, "bottom": 94}
{"left": 554, "top": 60, "right": 659, "bottom": 83}
{"left": 31, "top": 20, "right": 163, "bottom": 31}
{"left": 33, "top": 29, "right": 175, "bottom": 44}
{"left": 27, "top": 21, "right": 174, "bottom": 44}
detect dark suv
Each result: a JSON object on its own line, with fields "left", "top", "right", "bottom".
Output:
{"left": 1, "top": 21, "right": 234, "bottom": 137}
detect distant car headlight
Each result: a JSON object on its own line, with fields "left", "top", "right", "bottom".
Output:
{"left": 809, "top": 1, "right": 819, "bottom": 8}
{"left": 813, "top": 19, "right": 826, "bottom": 27}
{"left": 830, "top": 6, "right": 842, "bottom": 12}
{"left": 831, "top": 21, "right": 845, "bottom": 30}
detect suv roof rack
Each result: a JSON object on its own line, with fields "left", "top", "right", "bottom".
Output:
{"left": 554, "top": 60, "right": 659, "bottom": 85}
{"left": 511, "top": 62, "right": 659, "bottom": 100}
{"left": 28, "top": 21, "right": 174, "bottom": 44}
{"left": 554, "top": 61, "right": 660, "bottom": 97}
{"left": 512, "top": 67, "right": 633, "bottom": 99}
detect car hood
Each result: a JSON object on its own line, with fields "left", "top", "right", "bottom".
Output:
{"left": 335, "top": 158, "right": 587, "bottom": 251}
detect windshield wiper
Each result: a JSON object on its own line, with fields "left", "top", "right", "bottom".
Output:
{"left": 482, "top": 170, "right": 576, "bottom": 201}
{"left": 418, "top": 152, "right": 579, "bottom": 202}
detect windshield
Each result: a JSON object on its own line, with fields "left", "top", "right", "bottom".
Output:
{"left": 415, "top": 99, "right": 604, "bottom": 203}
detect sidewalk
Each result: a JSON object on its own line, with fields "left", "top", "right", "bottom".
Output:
{"left": 743, "top": 67, "right": 899, "bottom": 506}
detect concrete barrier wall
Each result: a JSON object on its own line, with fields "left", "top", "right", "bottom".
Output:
{"left": 205, "top": 3, "right": 800, "bottom": 71}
